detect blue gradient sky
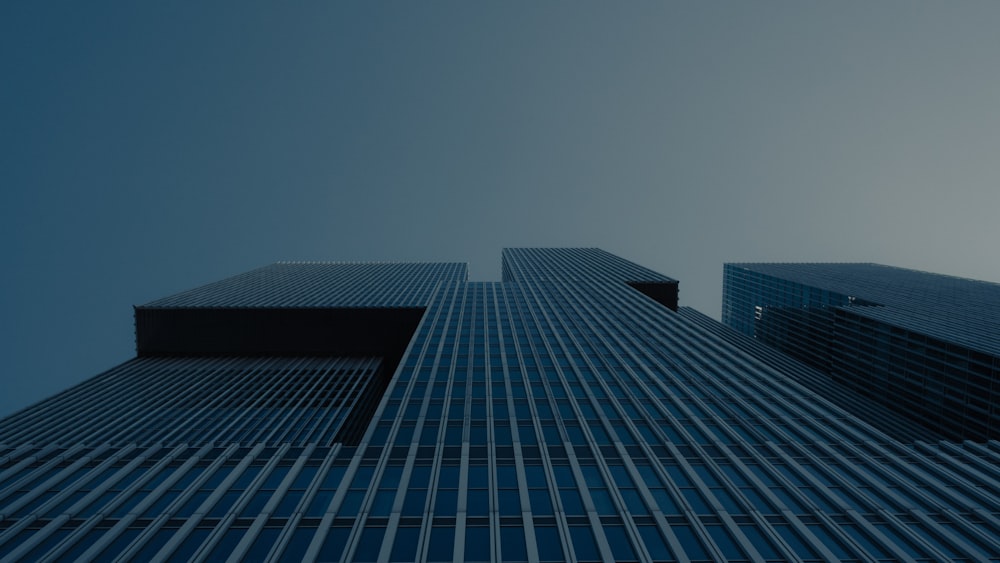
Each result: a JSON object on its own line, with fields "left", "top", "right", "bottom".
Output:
{"left": 4, "top": 2, "right": 1000, "bottom": 416}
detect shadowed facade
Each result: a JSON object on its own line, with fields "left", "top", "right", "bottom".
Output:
{"left": 723, "top": 262, "right": 1000, "bottom": 441}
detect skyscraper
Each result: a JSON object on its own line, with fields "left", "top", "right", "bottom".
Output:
{"left": 1, "top": 249, "right": 998, "bottom": 562}
{"left": 722, "top": 262, "right": 1000, "bottom": 442}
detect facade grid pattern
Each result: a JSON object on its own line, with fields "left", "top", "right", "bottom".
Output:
{"left": 723, "top": 263, "right": 1000, "bottom": 441}
{"left": 1, "top": 249, "right": 998, "bottom": 562}
{"left": 144, "top": 262, "right": 468, "bottom": 309}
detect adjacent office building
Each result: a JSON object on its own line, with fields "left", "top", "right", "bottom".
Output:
{"left": 722, "top": 262, "right": 1000, "bottom": 442}
{"left": 1, "top": 249, "right": 998, "bottom": 562}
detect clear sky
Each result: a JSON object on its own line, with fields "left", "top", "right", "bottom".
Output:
{"left": 3, "top": 2, "right": 1000, "bottom": 417}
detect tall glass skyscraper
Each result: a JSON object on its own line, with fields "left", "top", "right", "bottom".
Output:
{"left": 723, "top": 262, "right": 1000, "bottom": 442}
{"left": 2, "top": 249, "right": 998, "bottom": 562}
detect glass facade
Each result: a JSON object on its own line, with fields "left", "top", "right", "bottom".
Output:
{"left": 723, "top": 262, "right": 1000, "bottom": 441}
{"left": 1, "top": 250, "right": 999, "bottom": 562}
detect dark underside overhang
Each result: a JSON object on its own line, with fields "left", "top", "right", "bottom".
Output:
{"left": 627, "top": 280, "right": 679, "bottom": 311}
{"left": 134, "top": 306, "right": 425, "bottom": 359}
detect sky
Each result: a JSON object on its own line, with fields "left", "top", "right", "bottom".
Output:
{"left": 3, "top": 2, "right": 1000, "bottom": 417}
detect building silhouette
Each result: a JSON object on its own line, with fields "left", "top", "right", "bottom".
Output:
{"left": 1, "top": 249, "right": 998, "bottom": 561}
{"left": 723, "top": 262, "right": 1000, "bottom": 441}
